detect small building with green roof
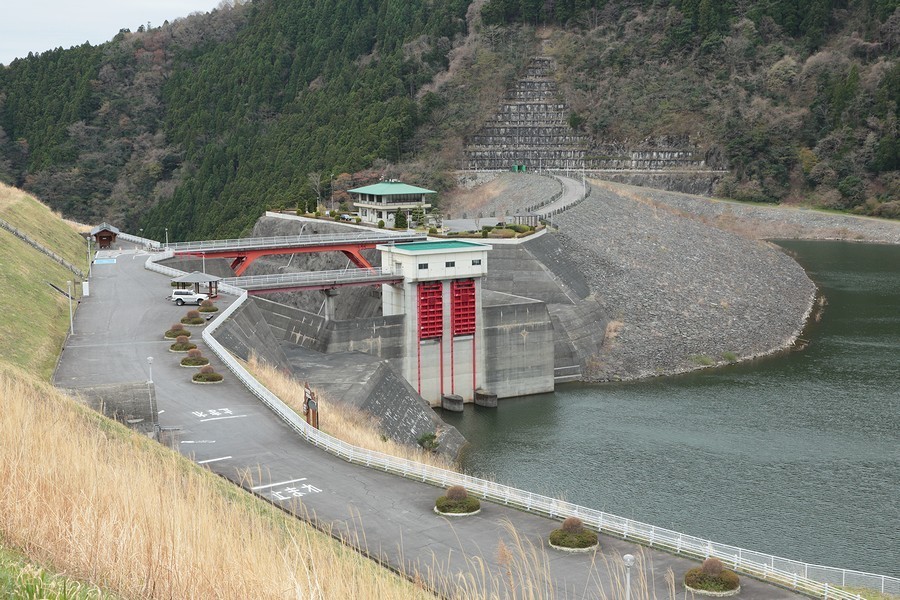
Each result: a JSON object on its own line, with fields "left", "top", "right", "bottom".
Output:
{"left": 350, "top": 180, "right": 435, "bottom": 226}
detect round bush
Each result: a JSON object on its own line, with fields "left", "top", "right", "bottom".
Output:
{"left": 181, "top": 316, "right": 206, "bottom": 325}
{"left": 170, "top": 340, "right": 197, "bottom": 352}
{"left": 187, "top": 348, "right": 202, "bottom": 359}
{"left": 180, "top": 356, "right": 209, "bottom": 367}
{"left": 446, "top": 486, "right": 468, "bottom": 501}
{"left": 170, "top": 323, "right": 184, "bottom": 331}
{"left": 192, "top": 371, "right": 223, "bottom": 383}
{"left": 199, "top": 365, "right": 215, "bottom": 374}
{"left": 435, "top": 495, "right": 481, "bottom": 514}
{"left": 549, "top": 527, "right": 598, "bottom": 549}
{"left": 165, "top": 326, "right": 191, "bottom": 339}
{"left": 199, "top": 299, "right": 219, "bottom": 313}
{"left": 683, "top": 566, "right": 740, "bottom": 592}
{"left": 186, "top": 309, "right": 201, "bottom": 319}
{"left": 561, "top": 516, "right": 584, "bottom": 533}
{"left": 702, "top": 557, "right": 724, "bottom": 576}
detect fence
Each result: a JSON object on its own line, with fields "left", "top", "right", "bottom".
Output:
{"left": 223, "top": 267, "right": 400, "bottom": 290}
{"left": 165, "top": 231, "right": 424, "bottom": 252}
{"left": 145, "top": 251, "right": 897, "bottom": 600}
{"left": 0, "top": 217, "right": 85, "bottom": 277}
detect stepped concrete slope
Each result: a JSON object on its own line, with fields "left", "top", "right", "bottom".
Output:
{"left": 463, "top": 56, "right": 589, "bottom": 170}
{"left": 52, "top": 244, "right": 803, "bottom": 599}
{"left": 460, "top": 56, "right": 713, "bottom": 194}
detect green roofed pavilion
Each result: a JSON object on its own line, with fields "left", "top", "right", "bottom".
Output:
{"left": 349, "top": 182, "right": 436, "bottom": 196}
{"left": 350, "top": 180, "right": 436, "bottom": 226}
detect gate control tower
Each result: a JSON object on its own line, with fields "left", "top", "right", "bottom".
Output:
{"left": 378, "top": 240, "right": 491, "bottom": 404}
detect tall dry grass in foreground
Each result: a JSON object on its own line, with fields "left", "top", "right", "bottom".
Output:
{"left": 0, "top": 363, "right": 435, "bottom": 599}
{"left": 246, "top": 355, "right": 457, "bottom": 471}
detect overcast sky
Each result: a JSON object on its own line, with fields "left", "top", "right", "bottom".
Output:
{"left": 1, "top": 1, "right": 225, "bottom": 66}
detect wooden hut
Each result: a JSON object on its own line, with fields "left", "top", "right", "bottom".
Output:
{"left": 90, "top": 223, "right": 120, "bottom": 249}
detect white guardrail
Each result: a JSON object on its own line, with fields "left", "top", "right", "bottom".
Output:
{"left": 223, "top": 267, "right": 400, "bottom": 289}
{"left": 145, "top": 252, "right": 897, "bottom": 600}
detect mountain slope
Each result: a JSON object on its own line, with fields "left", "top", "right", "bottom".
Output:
{"left": 0, "top": 0, "right": 896, "bottom": 240}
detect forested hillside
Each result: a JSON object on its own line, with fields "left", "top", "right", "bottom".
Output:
{"left": 0, "top": 0, "right": 897, "bottom": 240}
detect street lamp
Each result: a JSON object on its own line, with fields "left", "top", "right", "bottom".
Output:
{"left": 147, "top": 356, "right": 154, "bottom": 384}
{"left": 201, "top": 251, "right": 206, "bottom": 273}
{"left": 67, "top": 281, "right": 74, "bottom": 334}
{"left": 165, "top": 227, "right": 169, "bottom": 249}
{"left": 623, "top": 554, "right": 635, "bottom": 600}
{"left": 330, "top": 173, "right": 335, "bottom": 213}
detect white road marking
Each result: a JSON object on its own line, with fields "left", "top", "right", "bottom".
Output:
{"left": 199, "top": 415, "right": 248, "bottom": 422}
{"left": 197, "top": 456, "right": 232, "bottom": 464}
{"left": 251, "top": 478, "right": 307, "bottom": 491}
{"left": 157, "top": 410, "right": 165, "bottom": 414}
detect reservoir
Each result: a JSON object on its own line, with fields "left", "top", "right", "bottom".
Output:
{"left": 444, "top": 240, "right": 899, "bottom": 577}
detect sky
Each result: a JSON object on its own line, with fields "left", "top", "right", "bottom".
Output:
{"left": 1, "top": 1, "right": 225, "bottom": 66}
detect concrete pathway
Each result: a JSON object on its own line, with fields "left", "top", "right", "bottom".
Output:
{"left": 53, "top": 245, "right": 804, "bottom": 599}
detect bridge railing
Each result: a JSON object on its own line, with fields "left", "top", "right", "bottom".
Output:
{"left": 166, "top": 231, "right": 424, "bottom": 252}
{"left": 144, "top": 252, "right": 896, "bottom": 600}
{"left": 223, "top": 267, "right": 399, "bottom": 288}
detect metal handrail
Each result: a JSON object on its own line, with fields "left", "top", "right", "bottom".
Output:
{"left": 144, "top": 251, "right": 896, "bottom": 599}
{"left": 166, "top": 231, "right": 425, "bottom": 252}
{"left": 223, "top": 267, "right": 399, "bottom": 289}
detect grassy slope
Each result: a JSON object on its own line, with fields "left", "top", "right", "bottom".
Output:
{"left": 0, "top": 185, "right": 432, "bottom": 599}
{"left": 0, "top": 184, "right": 91, "bottom": 379}
{"left": 0, "top": 183, "right": 90, "bottom": 272}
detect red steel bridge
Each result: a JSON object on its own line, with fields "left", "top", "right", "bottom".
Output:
{"left": 167, "top": 231, "right": 425, "bottom": 276}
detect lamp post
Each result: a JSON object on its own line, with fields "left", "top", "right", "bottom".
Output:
{"left": 623, "top": 554, "right": 635, "bottom": 600}
{"left": 165, "top": 227, "right": 169, "bottom": 249}
{"left": 147, "top": 356, "right": 154, "bottom": 384}
{"left": 330, "top": 173, "right": 335, "bottom": 213}
{"left": 201, "top": 251, "right": 206, "bottom": 274}
{"left": 67, "top": 280, "right": 74, "bottom": 334}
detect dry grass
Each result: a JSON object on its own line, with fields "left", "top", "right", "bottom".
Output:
{"left": 245, "top": 356, "right": 458, "bottom": 472}
{"left": 0, "top": 362, "right": 438, "bottom": 599}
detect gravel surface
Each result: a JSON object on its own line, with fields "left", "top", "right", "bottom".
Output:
{"left": 553, "top": 185, "right": 818, "bottom": 381}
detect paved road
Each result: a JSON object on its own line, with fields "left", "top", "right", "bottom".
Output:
{"left": 53, "top": 245, "right": 804, "bottom": 599}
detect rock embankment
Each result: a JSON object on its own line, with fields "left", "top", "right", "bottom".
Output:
{"left": 595, "top": 180, "right": 900, "bottom": 244}
{"left": 553, "top": 185, "right": 817, "bottom": 381}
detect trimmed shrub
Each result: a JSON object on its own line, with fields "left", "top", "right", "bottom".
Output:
{"left": 192, "top": 364, "right": 223, "bottom": 383}
{"left": 181, "top": 311, "right": 206, "bottom": 325}
{"left": 684, "top": 562, "right": 740, "bottom": 592}
{"left": 435, "top": 490, "right": 481, "bottom": 514}
{"left": 561, "top": 516, "right": 584, "bottom": 533}
{"left": 428, "top": 227, "right": 438, "bottom": 234}
{"left": 199, "top": 299, "right": 219, "bottom": 313}
{"left": 181, "top": 348, "right": 209, "bottom": 367}
{"left": 165, "top": 323, "right": 190, "bottom": 338}
{"left": 377, "top": 220, "right": 385, "bottom": 229}
{"left": 549, "top": 517, "right": 597, "bottom": 549}
{"left": 169, "top": 336, "right": 197, "bottom": 352}
{"left": 446, "top": 486, "right": 468, "bottom": 501}
{"left": 702, "top": 558, "right": 724, "bottom": 576}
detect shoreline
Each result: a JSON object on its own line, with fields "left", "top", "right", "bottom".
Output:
{"left": 578, "top": 180, "right": 898, "bottom": 382}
